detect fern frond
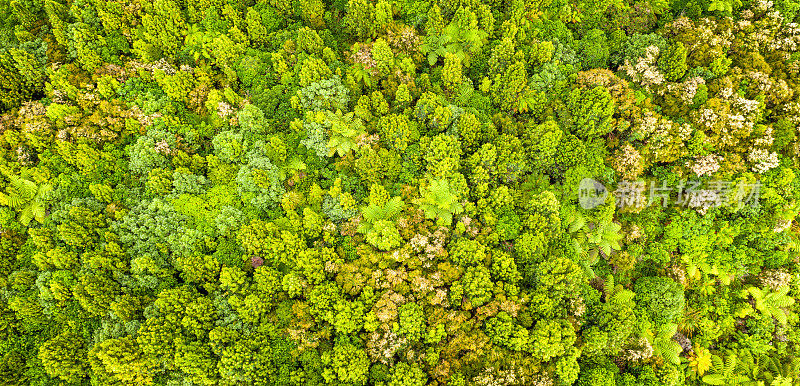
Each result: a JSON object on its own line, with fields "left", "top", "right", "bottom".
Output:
{"left": 12, "top": 178, "right": 37, "bottom": 198}
{"left": 702, "top": 374, "right": 725, "bottom": 385}
{"left": 614, "top": 288, "right": 635, "bottom": 304}
{"left": 568, "top": 214, "right": 586, "bottom": 233}
{"left": 662, "top": 323, "right": 678, "bottom": 338}
{"left": 660, "top": 341, "right": 682, "bottom": 365}
{"left": 724, "top": 354, "right": 738, "bottom": 377}
{"left": 18, "top": 206, "right": 33, "bottom": 226}
{"left": 579, "top": 260, "right": 596, "bottom": 279}
{"left": 439, "top": 211, "right": 453, "bottom": 225}
{"left": 383, "top": 196, "right": 403, "bottom": 219}
{"left": 31, "top": 203, "right": 45, "bottom": 223}
{"left": 37, "top": 183, "right": 53, "bottom": 198}
{"left": 605, "top": 274, "right": 616, "bottom": 297}
{"left": 362, "top": 204, "right": 383, "bottom": 223}
{"left": 773, "top": 309, "right": 788, "bottom": 326}
{"left": 768, "top": 287, "right": 795, "bottom": 308}
{"left": 711, "top": 354, "right": 724, "bottom": 372}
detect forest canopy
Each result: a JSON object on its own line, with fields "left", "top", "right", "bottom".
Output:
{"left": 0, "top": 0, "right": 799, "bottom": 385}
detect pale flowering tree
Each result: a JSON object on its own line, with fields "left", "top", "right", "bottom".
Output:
{"left": 621, "top": 45, "right": 665, "bottom": 91}
{"left": 748, "top": 148, "right": 780, "bottom": 173}
{"left": 687, "top": 154, "right": 722, "bottom": 177}
{"left": 612, "top": 143, "right": 645, "bottom": 180}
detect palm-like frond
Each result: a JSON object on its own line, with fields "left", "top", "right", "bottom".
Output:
{"left": 3, "top": 177, "right": 52, "bottom": 226}
{"left": 566, "top": 212, "right": 586, "bottom": 234}
{"left": 702, "top": 352, "right": 758, "bottom": 385}
{"left": 703, "top": 354, "right": 737, "bottom": 385}
{"left": 18, "top": 205, "right": 34, "bottom": 226}
{"left": 326, "top": 110, "right": 366, "bottom": 157}
{"left": 643, "top": 322, "right": 682, "bottom": 365}
{"left": 744, "top": 286, "right": 796, "bottom": 326}
{"left": 359, "top": 196, "right": 404, "bottom": 234}
{"left": 414, "top": 179, "right": 463, "bottom": 225}
{"left": 31, "top": 202, "right": 46, "bottom": 223}
{"left": 37, "top": 183, "right": 52, "bottom": 197}
{"left": 760, "top": 356, "right": 800, "bottom": 384}
{"left": 8, "top": 177, "right": 37, "bottom": 208}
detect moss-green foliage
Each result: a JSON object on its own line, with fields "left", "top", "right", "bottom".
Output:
{"left": 577, "top": 29, "right": 611, "bottom": 69}
{"left": 0, "top": 1, "right": 799, "bottom": 385}
{"left": 634, "top": 277, "right": 686, "bottom": 326}
{"left": 658, "top": 42, "right": 688, "bottom": 82}
{"left": 297, "top": 76, "right": 349, "bottom": 112}
{"left": 566, "top": 85, "right": 616, "bottom": 138}
{"left": 0, "top": 48, "right": 42, "bottom": 111}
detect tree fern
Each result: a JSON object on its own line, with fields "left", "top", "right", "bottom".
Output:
{"left": 276, "top": 156, "right": 307, "bottom": 181}
{"left": 358, "top": 196, "right": 403, "bottom": 234}
{"left": 603, "top": 274, "right": 616, "bottom": 301}
{"left": 565, "top": 211, "right": 586, "bottom": 234}
{"left": 588, "top": 220, "right": 622, "bottom": 258}
{"left": 701, "top": 351, "right": 767, "bottom": 386}
{"left": 702, "top": 353, "right": 751, "bottom": 385}
{"left": 2, "top": 176, "right": 52, "bottom": 226}
{"left": 565, "top": 211, "right": 621, "bottom": 277}
{"left": 735, "top": 350, "right": 762, "bottom": 384}
{"left": 326, "top": 110, "right": 366, "bottom": 157}
{"left": 413, "top": 179, "right": 463, "bottom": 225}
{"left": 644, "top": 322, "right": 683, "bottom": 365}
{"left": 739, "top": 286, "right": 796, "bottom": 326}
{"left": 708, "top": 0, "right": 734, "bottom": 13}
{"left": 760, "top": 355, "right": 799, "bottom": 385}
{"left": 8, "top": 177, "right": 37, "bottom": 207}
{"left": 682, "top": 252, "right": 734, "bottom": 285}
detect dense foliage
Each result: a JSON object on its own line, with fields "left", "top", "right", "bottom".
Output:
{"left": 0, "top": 0, "right": 799, "bottom": 385}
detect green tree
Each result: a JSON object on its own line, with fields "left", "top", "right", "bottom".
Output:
{"left": 462, "top": 265, "right": 493, "bottom": 307}
{"left": 327, "top": 343, "right": 370, "bottom": 384}
{"left": 528, "top": 319, "right": 575, "bottom": 361}
{"left": 577, "top": 29, "right": 610, "bottom": 69}
{"left": 135, "top": 0, "right": 186, "bottom": 62}
{"left": 566, "top": 85, "right": 615, "bottom": 138}
{"left": 344, "top": 0, "right": 377, "bottom": 38}
{"left": 634, "top": 276, "right": 685, "bottom": 326}
{"left": 0, "top": 49, "right": 39, "bottom": 111}
{"left": 485, "top": 311, "right": 529, "bottom": 351}
{"left": 379, "top": 114, "right": 419, "bottom": 152}
{"left": 38, "top": 331, "right": 89, "bottom": 383}
{"left": 658, "top": 42, "right": 688, "bottom": 82}
{"left": 89, "top": 336, "right": 154, "bottom": 385}
{"left": 389, "top": 362, "right": 427, "bottom": 386}
{"left": 398, "top": 302, "right": 425, "bottom": 340}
